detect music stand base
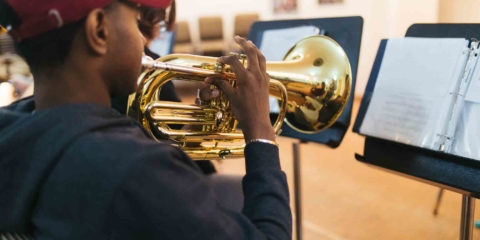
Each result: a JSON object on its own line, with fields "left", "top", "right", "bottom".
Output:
{"left": 434, "top": 189, "right": 444, "bottom": 216}
{"left": 460, "top": 195, "right": 475, "bottom": 240}
{"left": 293, "top": 141, "right": 307, "bottom": 240}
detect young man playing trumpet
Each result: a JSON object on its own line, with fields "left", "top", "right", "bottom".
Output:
{"left": 0, "top": 0, "right": 292, "bottom": 239}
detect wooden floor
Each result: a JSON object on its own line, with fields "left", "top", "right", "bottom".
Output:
{"left": 211, "top": 98, "right": 480, "bottom": 240}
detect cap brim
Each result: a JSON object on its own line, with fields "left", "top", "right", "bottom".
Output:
{"left": 131, "top": 0, "right": 172, "bottom": 8}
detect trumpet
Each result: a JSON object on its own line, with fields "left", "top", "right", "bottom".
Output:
{"left": 127, "top": 35, "right": 352, "bottom": 160}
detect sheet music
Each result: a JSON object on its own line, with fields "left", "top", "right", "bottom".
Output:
{"left": 259, "top": 26, "right": 320, "bottom": 113}
{"left": 260, "top": 26, "right": 320, "bottom": 61}
{"left": 360, "top": 38, "right": 469, "bottom": 148}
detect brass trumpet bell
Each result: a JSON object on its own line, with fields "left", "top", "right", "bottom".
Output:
{"left": 127, "top": 35, "right": 352, "bottom": 160}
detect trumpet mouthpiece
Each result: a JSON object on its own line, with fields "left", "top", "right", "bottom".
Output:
{"left": 141, "top": 54, "right": 156, "bottom": 69}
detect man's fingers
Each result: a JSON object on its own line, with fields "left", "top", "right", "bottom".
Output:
{"left": 255, "top": 45, "right": 267, "bottom": 74}
{"left": 205, "top": 77, "right": 235, "bottom": 100}
{"left": 199, "top": 87, "right": 220, "bottom": 101}
{"left": 234, "top": 36, "right": 259, "bottom": 72}
{"left": 217, "top": 55, "right": 247, "bottom": 80}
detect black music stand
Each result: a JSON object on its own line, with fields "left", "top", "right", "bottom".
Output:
{"left": 248, "top": 16, "right": 363, "bottom": 240}
{"left": 353, "top": 24, "right": 480, "bottom": 240}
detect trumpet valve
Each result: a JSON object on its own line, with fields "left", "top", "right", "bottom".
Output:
{"left": 214, "top": 62, "right": 225, "bottom": 73}
{"left": 215, "top": 111, "right": 224, "bottom": 121}
{"left": 194, "top": 89, "right": 205, "bottom": 105}
{"left": 229, "top": 52, "right": 247, "bottom": 65}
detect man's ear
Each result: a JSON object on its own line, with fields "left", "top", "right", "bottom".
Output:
{"left": 84, "top": 9, "right": 110, "bottom": 56}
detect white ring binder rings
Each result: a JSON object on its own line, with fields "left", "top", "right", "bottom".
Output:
{"left": 433, "top": 39, "right": 480, "bottom": 153}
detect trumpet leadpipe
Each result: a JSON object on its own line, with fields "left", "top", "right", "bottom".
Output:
{"left": 141, "top": 55, "right": 234, "bottom": 78}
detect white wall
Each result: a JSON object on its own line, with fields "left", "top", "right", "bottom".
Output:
{"left": 175, "top": 0, "right": 439, "bottom": 96}
{"left": 439, "top": 0, "right": 480, "bottom": 23}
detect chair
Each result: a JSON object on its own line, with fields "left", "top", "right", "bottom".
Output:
{"left": 230, "top": 13, "right": 260, "bottom": 53}
{"left": 198, "top": 16, "right": 225, "bottom": 56}
{"left": 234, "top": 13, "right": 260, "bottom": 39}
{"left": 173, "top": 21, "right": 196, "bottom": 54}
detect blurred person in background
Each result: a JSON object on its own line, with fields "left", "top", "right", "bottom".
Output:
{"left": 0, "top": 27, "right": 33, "bottom": 106}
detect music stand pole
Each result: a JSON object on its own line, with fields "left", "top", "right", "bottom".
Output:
{"left": 460, "top": 195, "right": 475, "bottom": 240}
{"left": 433, "top": 189, "right": 444, "bottom": 215}
{"left": 293, "top": 140, "right": 307, "bottom": 240}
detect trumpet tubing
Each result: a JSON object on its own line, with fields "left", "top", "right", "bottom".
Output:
{"left": 128, "top": 35, "right": 352, "bottom": 160}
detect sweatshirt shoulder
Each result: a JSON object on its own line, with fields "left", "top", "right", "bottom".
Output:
{"left": 62, "top": 125, "right": 186, "bottom": 170}
{"left": 35, "top": 125, "right": 194, "bottom": 212}
{"left": 30, "top": 126, "right": 197, "bottom": 238}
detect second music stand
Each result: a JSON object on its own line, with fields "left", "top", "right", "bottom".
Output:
{"left": 249, "top": 16, "right": 364, "bottom": 240}
{"left": 353, "top": 23, "right": 480, "bottom": 240}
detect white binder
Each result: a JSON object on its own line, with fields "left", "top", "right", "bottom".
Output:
{"left": 359, "top": 37, "right": 480, "bottom": 160}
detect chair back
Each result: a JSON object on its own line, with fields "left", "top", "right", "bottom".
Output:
{"left": 175, "top": 21, "right": 192, "bottom": 44}
{"left": 234, "top": 13, "right": 259, "bottom": 38}
{"left": 199, "top": 16, "right": 224, "bottom": 40}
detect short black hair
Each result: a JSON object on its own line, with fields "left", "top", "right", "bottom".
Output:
{"left": 0, "top": 0, "right": 87, "bottom": 74}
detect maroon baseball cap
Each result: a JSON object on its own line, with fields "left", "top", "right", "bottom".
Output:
{"left": 6, "top": 0, "right": 172, "bottom": 41}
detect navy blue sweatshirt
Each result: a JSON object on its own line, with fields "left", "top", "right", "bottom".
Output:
{"left": 0, "top": 97, "right": 292, "bottom": 240}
